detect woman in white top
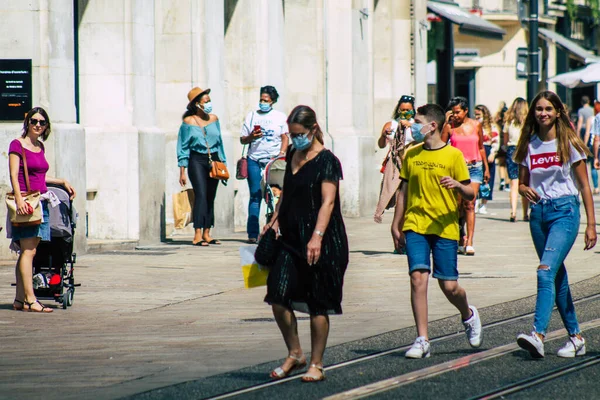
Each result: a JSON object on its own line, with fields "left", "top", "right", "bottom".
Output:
{"left": 503, "top": 97, "right": 529, "bottom": 222}
{"left": 375, "top": 95, "right": 417, "bottom": 253}
{"left": 240, "top": 86, "right": 289, "bottom": 242}
{"left": 514, "top": 91, "right": 596, "bottom": 359}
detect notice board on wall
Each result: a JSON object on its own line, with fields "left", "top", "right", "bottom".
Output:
{"left": 0, "top": 59, "right": 32, "bottom": 121}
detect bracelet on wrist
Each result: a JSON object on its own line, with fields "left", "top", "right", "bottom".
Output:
{"left": 314, "top": 230, "right": 324, "bottom": 237}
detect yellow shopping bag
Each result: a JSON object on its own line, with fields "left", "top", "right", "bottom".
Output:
{"left": 240, "top": 246, "right": 269, "bottom": 288}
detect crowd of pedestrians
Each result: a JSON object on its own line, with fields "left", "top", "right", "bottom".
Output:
{"left": 6, "top": 86, "right": 598, "bottom": 381}
{"left": 174, "top": 87, "right": 598, "bottom": 375}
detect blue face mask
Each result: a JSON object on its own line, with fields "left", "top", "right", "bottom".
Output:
{"left": 410, "top": 122, "right": 432, "bottom": 143}
{"left": 200, "top": 102, "right": 213, "bottom": 114}
{"left": 259, "top": 102, "right": 272, "bottom": 112}
{"left": 292, "top": 132, "right": 313, "bottom": 151}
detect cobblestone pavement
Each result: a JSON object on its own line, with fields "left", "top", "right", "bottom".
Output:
{"left": 0, "top": 190, "right": 598, "bottom": 399}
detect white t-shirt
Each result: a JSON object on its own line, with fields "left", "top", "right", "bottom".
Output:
{"left": 521, "top": 136, "right": 585, "bottom": 199}
{"left": 503, "top": 121, "right": 522, "bottom": 146}
{"left": 241, "top": 109, "right": 289, "bottom": 161}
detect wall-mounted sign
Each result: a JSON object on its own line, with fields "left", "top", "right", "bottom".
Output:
{"left": 516, "top": 47, "right": 542, "bottom": 81}
{"left": 454, "top": 48, "right": 480, "bottom": 60}
{"left": 0, "top": 59, "right": 32, "bottom": 121}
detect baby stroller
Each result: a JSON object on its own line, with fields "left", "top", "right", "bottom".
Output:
{"left": 261, "top": 156, "right": 286, "bottom": 223}
{"left": 31, "top": 184, "right": 79, "bottom": 309}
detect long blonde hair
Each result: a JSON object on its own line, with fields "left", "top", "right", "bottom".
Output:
{"left": 514, "top": 91, "right": 590, "bottom": 165}
{"left": 475, "top": 104, "right": 493, "bottom": 135}
{"left": 505, "top": 97, "right": 528, "bottom": 127}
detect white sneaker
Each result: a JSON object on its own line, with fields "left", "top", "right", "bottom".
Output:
{"left": 478, "top": 205, "right": 488, "bottom": 214}
{"left": 457, "top": 246, "right": 466, "bottom": 255}
{"left": 557, "top": 336, "right": 586, "bottom": 358}
{"left": 405, "top": 336, "right": 430, "bottom": 359}
{"left": 517, "top": 331, "right": 545, "bottom": 358}
{"left": 463, "top": 306, "right": 483, "bottom": 348}
{"left": 465, "top": 246, "right": 475, "bottom": 256}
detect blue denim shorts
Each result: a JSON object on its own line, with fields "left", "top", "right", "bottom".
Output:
{"left": 405, "top": 230, "right": 459, "bottom": 280}
{"left": 506, "top": 146, "right": 519, "bottom": 180}
{"left": 10, "top": 201, "right": 50, "bottom": 242}
{"left": 467, "top": 162, "right": 483, "bottom": 184}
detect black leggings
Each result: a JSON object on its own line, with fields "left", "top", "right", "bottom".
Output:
{"left": 188, "top": 151, "right": 220, "bottom": 229}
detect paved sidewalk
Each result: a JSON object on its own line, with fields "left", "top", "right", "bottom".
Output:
{"left": 0, "top": 190, "right": 598, "bottom": 400}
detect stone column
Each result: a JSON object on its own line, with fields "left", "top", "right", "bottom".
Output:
{"left": 131, "top": 0, "right": 165, "bottom": 244}
{"left": 323, "top": 0, "right": 377, "bottom": 217}
{"left": 225, "top": 0, "right": 286, "bottom": 232}
{"left": 79, "top": 0, "right": 163, "bottom": 243}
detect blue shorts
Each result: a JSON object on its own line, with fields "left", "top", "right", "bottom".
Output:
{"left": 10, "top": 201, "right": 50, "bottom": 242}
{"left": 467, "top": 162, "right": 483, "bottom": 184}
{"left": 405, "top": 230, "right": 459, "bottom": 280}
{"left": 506, "top": 146, "right": 519, "bottom": 180}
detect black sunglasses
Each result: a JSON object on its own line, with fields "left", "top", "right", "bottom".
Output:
{"left": 30, "top": 118, "right": 47, "bottom": 127}
{"left": 399, "top": 95, "right": 415, "bottom": 104}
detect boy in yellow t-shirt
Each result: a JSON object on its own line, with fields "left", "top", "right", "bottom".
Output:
{"left": 391, "top": 104, "right": 483, "bottom": 359}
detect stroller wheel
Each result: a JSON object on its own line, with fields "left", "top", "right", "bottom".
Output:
{"left": 67, "top": 289, "right": 74, "bottom": 306}
{"left": 62, "top": 293, "right": 68, "bottom": 309}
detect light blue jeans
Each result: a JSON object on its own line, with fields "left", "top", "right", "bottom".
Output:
{"left": 529, "top": 195, "right": 581, "bottom": 336}
{"left": 246, "top": 157, "right": 269, "bottom": 239}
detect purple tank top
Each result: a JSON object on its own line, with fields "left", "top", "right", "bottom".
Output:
{"left": 8, "top": 139, "right": 49, "bottom": 193}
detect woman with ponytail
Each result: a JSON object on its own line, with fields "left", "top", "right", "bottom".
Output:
{"left": 263, "top": 105, "right": 348, "bottom": 383}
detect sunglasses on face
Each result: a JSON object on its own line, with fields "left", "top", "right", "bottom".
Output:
{"left": 30, "top": 118, "right": 47, "bottom": 127}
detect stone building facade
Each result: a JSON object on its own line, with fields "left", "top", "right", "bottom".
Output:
{"left": 0, "top": 0, "right": 429, "bottom": 257}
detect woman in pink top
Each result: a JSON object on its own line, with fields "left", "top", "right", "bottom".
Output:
{"left": 8, "top": 107, "right": 76, "bottom": 313}
{"left": 442, "top": 97, "right": 490, "bottom": 256}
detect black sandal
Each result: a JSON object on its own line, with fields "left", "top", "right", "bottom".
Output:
{"left": 13, "top": 299, "right": 25, "bottom": 311}
{"left": 24, "top": 300, "right": 53, "bottom": 313}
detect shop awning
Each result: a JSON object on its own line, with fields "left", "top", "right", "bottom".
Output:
{"left": 539, "top": 28, "right": 600, "bottom": 64}
{"left": 427, "top": 1, "right": 506, "bottom": 40}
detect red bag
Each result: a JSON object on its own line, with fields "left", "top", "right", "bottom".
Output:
{"left": 236, "top": 145, "right": 248, "bottom": 180}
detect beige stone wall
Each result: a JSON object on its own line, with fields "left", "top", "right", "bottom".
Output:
{"left": 0, "top": 0, "right": 429, "bottom": 253}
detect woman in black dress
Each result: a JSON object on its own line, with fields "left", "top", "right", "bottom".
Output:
{"left": 263, "top": 105, "right": 348, "bottom": 382}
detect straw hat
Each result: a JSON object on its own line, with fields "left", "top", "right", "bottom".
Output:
{"left": 187, "top": 87, "right": 211, "bottom": 108}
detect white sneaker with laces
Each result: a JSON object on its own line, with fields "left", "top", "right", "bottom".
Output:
{"left": 557, "top": 336, "right": 586, "bottom": 358}
{"left": 517, "top": 331, "right": 545, "bottom": 358}
{"left": 463, "top": 306, "right": 482, "bottom": 348}
{"left": 405, "top": 336, "right": 430, "bottom": 359}
{"left": 478, "top": 205, "right": 488, "bottom": 214}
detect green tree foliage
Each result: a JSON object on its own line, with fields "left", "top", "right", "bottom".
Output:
{"left": 566, "top": 0, "right": 600, "bottom": 21}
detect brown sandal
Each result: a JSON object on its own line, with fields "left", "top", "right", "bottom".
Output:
{"left": 24, "top": 300, "right": 53, "bottom": 313}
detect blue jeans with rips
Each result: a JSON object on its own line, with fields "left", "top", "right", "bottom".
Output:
{"left": 529, "top": 195, "right": 581, "bottom": 336}
{"left": 247, "top": 157, "right": 268, "bottom": 239}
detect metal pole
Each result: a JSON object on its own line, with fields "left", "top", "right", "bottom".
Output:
{"left": 528, "top": 0, "right": 539, "bottom": 103}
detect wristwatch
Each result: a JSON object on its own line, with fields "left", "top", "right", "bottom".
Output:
{"left": 314, "top": 230, "right": 324, "bottom": 237}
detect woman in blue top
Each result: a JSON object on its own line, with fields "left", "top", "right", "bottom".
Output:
{"left": 177, "top": 87, "right": 227, "bottom": 246}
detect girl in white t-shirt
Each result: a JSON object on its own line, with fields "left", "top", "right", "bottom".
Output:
{"left": 513, "top": 91, "right": 597, "bottom": 360}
